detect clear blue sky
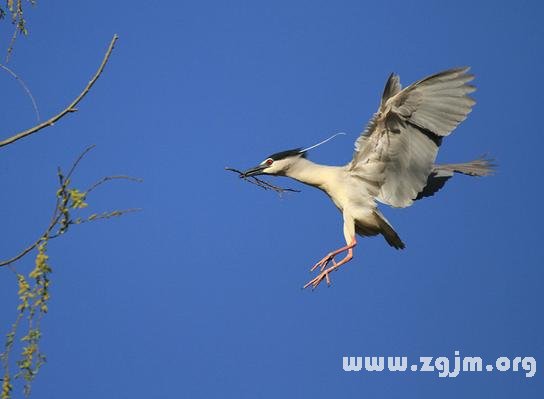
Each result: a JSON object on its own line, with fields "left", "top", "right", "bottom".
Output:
{"left": 1, "top": 1, "right": 542, "bottom": 397}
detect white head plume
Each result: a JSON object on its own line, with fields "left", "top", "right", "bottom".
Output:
{"left": 300, "top": 132, "right": 347, "bottom": 153}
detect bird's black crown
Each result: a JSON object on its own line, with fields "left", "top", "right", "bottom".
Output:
{"left": 267, "top": 148, "right": 307, "bottom": 161}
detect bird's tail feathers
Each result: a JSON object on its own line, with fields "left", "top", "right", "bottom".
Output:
{"left": 435, "top": 156, "right": 496, "bottom": 177}
{"left": 374, "top": 211, "right": 406, "bottom": 250}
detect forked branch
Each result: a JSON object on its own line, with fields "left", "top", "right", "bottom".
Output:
{"left": 0, "top": 145, "right": 141, "bottom": 268}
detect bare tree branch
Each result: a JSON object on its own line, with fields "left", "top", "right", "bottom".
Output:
{"left": 50, "top": 208, "right": 142, "bottom": 235}
{"left": 0, "top": 34, "right": 118, "bottom": 149}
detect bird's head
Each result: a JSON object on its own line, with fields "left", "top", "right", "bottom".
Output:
{"left": 240, "top": 133, "right": 346, "bottom": 178}
{"left": 241, "top": 148, "right": 307, "bottom": 177}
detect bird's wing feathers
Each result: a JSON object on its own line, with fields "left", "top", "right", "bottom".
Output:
{"left": 391, "top": 67, "right": 475, "bottom": 136}
{"left": 349, "top": 67, "right": 476, "bottom": 208}
{"left": 380, "top": 73, "right": 402, "bottom": 106}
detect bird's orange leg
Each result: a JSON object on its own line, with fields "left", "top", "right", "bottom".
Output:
{"left": 309, "top": 239, "right": 356, "bottom": 272}
{"left": 304, "top": 238, "right": 356, "bottom": 289}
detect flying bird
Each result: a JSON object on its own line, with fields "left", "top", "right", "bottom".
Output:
{"left": 238, "top": 67, "right": 493, "bottom": 289}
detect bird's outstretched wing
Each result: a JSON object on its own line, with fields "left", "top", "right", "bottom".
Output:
{"left": 348, "top": 67, "right": 475, "bottom": 208}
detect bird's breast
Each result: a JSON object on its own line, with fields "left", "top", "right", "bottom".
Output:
{"left": 323, "top": 175, "right": 377, "bottom": 215}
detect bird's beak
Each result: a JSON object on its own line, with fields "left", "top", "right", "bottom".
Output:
{"left": 241, "top": 165, "right": 266, "bottom": 178}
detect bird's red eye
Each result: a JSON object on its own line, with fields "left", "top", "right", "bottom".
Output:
{"left": 266, "top": 159, "right": 274, "bottom": 166}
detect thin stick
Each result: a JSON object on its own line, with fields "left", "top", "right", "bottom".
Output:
{"left": 87, "top": 175, "right": 143, "bottom": 194}
{"left": 0, "top": 34, "right": 119, "bottom": 148}
{"left": 225, "top": 167, "right": 300, "bottom": 195}
{"left": 0, "top": 63, "right": 40, "bottom": 121}
{"left": 66, "top": 144, "right": 96, "bottom": 181}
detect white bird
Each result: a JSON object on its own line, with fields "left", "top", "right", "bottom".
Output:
{"left": 240, "top": 67, "right": 493, "bottom": 289}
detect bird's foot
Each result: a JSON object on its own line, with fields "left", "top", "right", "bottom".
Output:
{"left": 310, "top": 252, "right": 337, "bottom": 272}
{"left": 304, "top": 263, "right": 338, "bottom": 289}
{"left": 304, "top": 239, "right": 356, "bottom": 290}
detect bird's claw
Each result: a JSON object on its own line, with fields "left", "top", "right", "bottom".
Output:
{"left": 303, "top": 266, "right": 335, "bottom": 290}
{"left": 310, "top": 253, "right": 336, "bottom": 272}
{"left": 305, "top": 240, "right": 356, "bottom": 290}
{"left": 306, "top": 252, "right": 342, "bottom": 289}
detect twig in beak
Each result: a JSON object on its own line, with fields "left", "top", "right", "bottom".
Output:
{"left": 225, "top": 167, "right": 300, "bottom": 195}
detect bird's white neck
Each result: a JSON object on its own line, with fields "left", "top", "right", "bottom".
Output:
{"left": 284, "top": 158, "right": 337, "bottom": 190}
